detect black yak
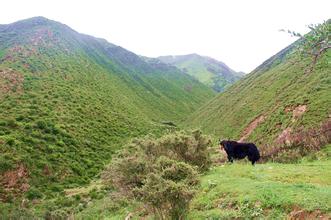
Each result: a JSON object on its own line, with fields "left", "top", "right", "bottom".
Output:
{"left": 219, "top": 140, "right": 260, "bottom": 165}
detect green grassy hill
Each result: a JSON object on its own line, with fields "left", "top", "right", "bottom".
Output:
{"left": 0, "top": 17, "right": 214, "bottom": 201}
{"left": 185, "top": 43, "right": 331, "bottom": 157}
{"left": 158, "top": 54, "right": 243, "bottom": 92}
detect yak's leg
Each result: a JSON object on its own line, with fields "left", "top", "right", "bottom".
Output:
{"left": 248, "top": 155, "right": 256, "bottom": 166}
{"left": 228, "top": 156, "right": 233, "bottom": 163}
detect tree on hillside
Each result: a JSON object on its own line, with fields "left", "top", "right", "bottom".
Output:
{"left": 281, "top": 20, "right": 330, "bottom": 72}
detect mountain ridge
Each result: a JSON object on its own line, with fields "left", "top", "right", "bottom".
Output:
{"left": 158, "top": 53, "right": 244, "bottom": 92}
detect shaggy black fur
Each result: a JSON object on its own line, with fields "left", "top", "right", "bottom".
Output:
{"left": 219, "top": 140, "right": 260, "bottom": 165}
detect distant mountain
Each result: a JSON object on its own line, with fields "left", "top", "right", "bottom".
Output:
{"left": 0, "top": 17, "right": 215, "bottom": 200}
{"left": 158, "top": 54, "right": 244, "bottom": 92}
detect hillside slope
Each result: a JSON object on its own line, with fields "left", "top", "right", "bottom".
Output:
{"left": 185, "top": 43, "right": 331, "bottom": 156}
{"left": 158, "top": 54, "right": 243, "bottom": 92}
{"left": 0, "top": 17, "right": 214, "bottom": 200}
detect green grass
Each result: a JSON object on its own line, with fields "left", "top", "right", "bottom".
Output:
{"left": 176, "top": 57, "right": 215, "bottom": 83}
{"left": 188, "top": 145, "right": 331, "bottom": 219}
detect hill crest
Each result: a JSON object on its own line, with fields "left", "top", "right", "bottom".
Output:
{"left": 158, "top": 53, "right": 244, "bottom": 92}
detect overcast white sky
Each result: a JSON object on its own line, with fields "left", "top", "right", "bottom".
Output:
{"left": 0, "top": 0, "right": 330, "bottom": 72}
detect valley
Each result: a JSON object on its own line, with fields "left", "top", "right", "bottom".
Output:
{"left": 0, "top": 17, "right": 330, "bottom": 219}
{"left": 0, "top": 16, "right": 214, "bottom": 206}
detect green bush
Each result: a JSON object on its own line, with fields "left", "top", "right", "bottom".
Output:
{"left": 106, "top": 150, "right": 150, "bottom": 193}
{"left": 6, "top": 138, "right": 16, "bottom": 146}
{"left": 36, "top": 120, "right": 47, "bottom": 130}
{"left": 103, "top": 130, "right": 211, "bottom": 219}
{"left": 132, "top": 129, "right": 212, "bottom": 171}
{"left": 134, "top": 157, "right": 199, "bottom": 219}
{"left": 26, "top": 187, "right": 43, "bottom": 200}
{"left": 0, "top": 155, "right": 14, "bottom": 172}
{"left": 7, "top": 119, "right": 18, "bottom": 128}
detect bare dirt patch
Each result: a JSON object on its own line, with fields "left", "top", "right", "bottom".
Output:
{"left": 1, "top": 164, "right": 30, "bottom": 201}
{"left": 285, "top": 104, "right": 307, "bottom": 122}
{"left": 239, "top": 115, "right": 265, "bottom": 142}
{"left": 276, "top": 127, "right": 293, "bottom": 145}
{"left": 292, "top": 105, "right": 307, "bottom": 118}
{"left": 2, "top": 164, "right": 29, "bottom": 189}
{"left": 288, "top": 207, "right": 330, "bottom": 220}
{"left": 0, "top": 68, "right": 24, "bottom": 98}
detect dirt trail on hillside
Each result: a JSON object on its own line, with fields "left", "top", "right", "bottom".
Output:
{"left": 239, "top": 115, "right": 265, "bottom": 142}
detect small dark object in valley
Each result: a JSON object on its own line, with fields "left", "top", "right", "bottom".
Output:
{"left": 161, "top": 121, "right": 177, "bottom": 127}
{"left": 219, "top": 140, "right": 260, "bottom": 165}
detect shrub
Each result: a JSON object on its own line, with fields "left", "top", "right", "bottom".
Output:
{"left": 131, "top": 129, "right": 212, "bottom": 171}
{"left": 0, "top": 155, "right": 14, "bottom": 172}
{"left": 7, "top": 119, "right": 18, "bottom": 128}
{"left": 103, "top": 130, "right": 211, "bottom": 219}
{"left": 26, "top": 187, "right": 43, "bottom": 200}
{"left": 6, "top": 138, "right": 16, "bottom": 146}
{"left": 134, "top": 157, "right": 199, "bottom": 219}
{"left": 106, "top": 149, "right": 150, "bottom": 194}
{"left": 36, "top": 120, "right": 47, "bottom": 130}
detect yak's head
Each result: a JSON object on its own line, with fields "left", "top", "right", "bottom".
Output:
{"left": 219, "top": 139, "right": 228, "bottom": 151}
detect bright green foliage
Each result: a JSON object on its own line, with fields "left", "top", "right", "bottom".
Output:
{"left": 158, "top": 54, "right": 243, "bottom": 92}
{"left": 0, "top": 17, "right": 214, "bottom": 202}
